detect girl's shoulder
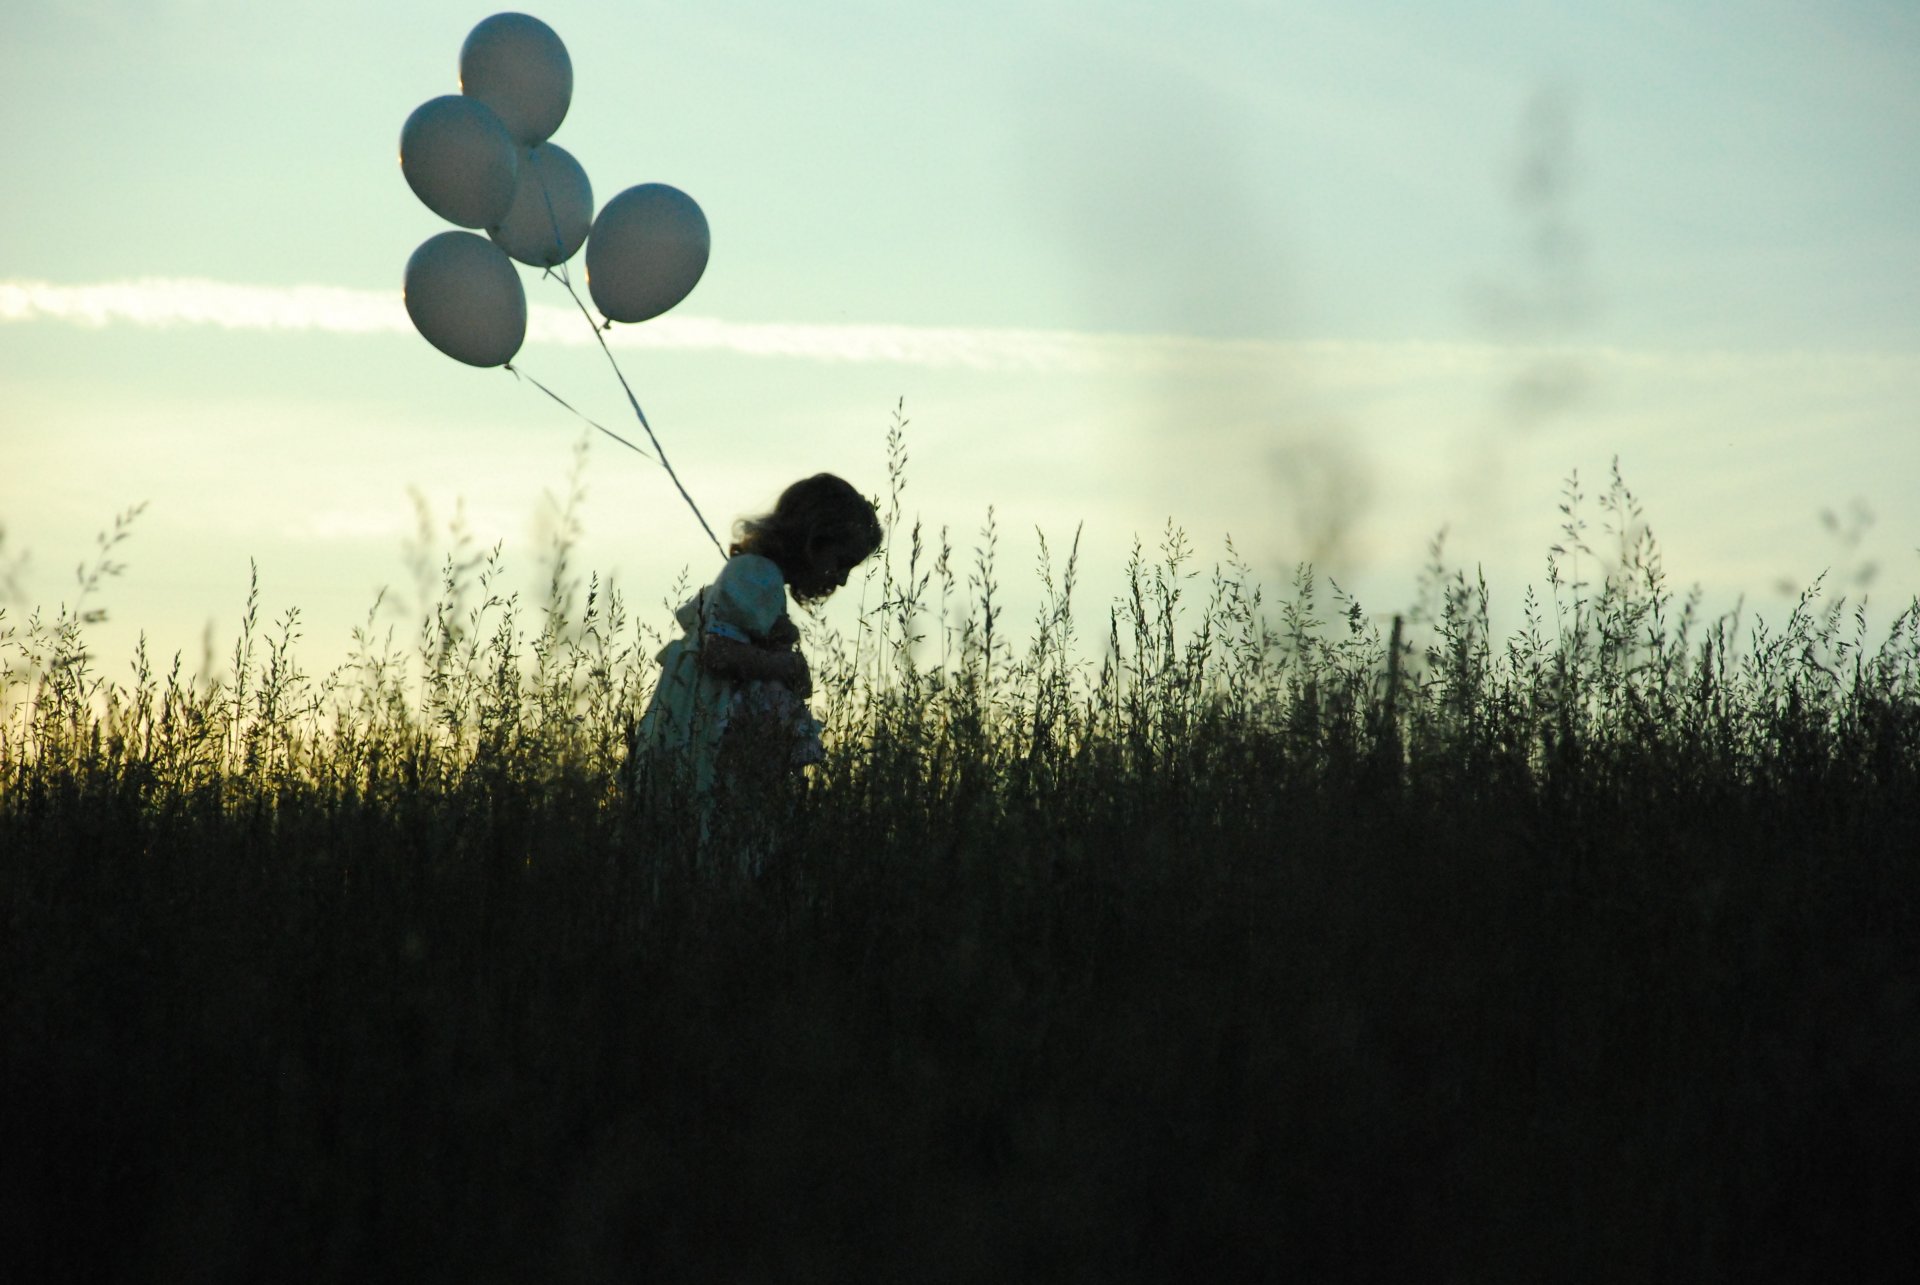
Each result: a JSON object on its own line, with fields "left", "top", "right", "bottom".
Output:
{"left": 717, "top": 552, "right": 784, "bottom": 592}
{"left": 706, "top": 554, "right": 789, "bottom": 632}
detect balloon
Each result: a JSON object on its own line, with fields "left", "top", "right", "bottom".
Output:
{"left": 585, "top": 184, "right": 711, "bottom": 324}
{"left": 400, "top": 95, "right": 518, "bottom": 229}
{"left": 404, "top": 231, "right": 527, "bottom": 367}
{"left": 460, "top": 13, "right": 572, "bottom": 147}
{"left": 490, "top": 143, "right": 593, "bottom": 267}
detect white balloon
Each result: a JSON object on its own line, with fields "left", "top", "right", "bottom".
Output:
{"left": 490, "top": 143, "right": 593, "bottom": 267}
{"left": 404, "top": 231, "right": 527, "bottom": 368}
{"left": 400, "top": 95, "right": 518, "bottom": 229}
{"left": 460, "top": 12, "right": 573, "bottom": 147}
{"left": 585, "top": 184, "right": 711, "bottom": 324}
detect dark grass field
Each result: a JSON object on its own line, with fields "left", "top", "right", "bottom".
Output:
{"left": 6, "top": 454, "right": 1919, "bottom": 1281}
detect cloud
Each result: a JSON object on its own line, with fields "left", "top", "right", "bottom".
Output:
{"left": 1, "top": 278, "right": 402, "bottom": 335}
{"left": 3, "top": 277, "right": 1916, "bottom": 385}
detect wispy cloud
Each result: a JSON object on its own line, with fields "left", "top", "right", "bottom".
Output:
{"left": 1, "top": 279, "right": 405, "bottom": 335}
{"left": 0, "top": 276, "right": 1356, "bottom": 372}
{"left": 3, "top": 277, "right": 1916, "bottom": 381}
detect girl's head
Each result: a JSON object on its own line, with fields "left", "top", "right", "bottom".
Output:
{"left": 731, "top": 473, "right": 882, "bottom": 604}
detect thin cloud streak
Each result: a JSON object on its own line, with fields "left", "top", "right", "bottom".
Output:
{"left": 3, "top": 277, "right": 1917, "bottom": 381}
{"left": 1, "top": 279, "right": 404, "bottom": 335}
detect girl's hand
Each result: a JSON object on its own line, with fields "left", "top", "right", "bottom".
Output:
{"left": 785, "top": 650, "right": 813, "bottom": 700}
{"left": 700, "top": 636, "right": 807, "bottom": 692}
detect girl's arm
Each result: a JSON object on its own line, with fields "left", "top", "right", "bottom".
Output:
{"left": 700, "top": 637, "right": 812, "bottom": 696}
{"left": 765, "top": 613, "right": 800, "bottom": 649}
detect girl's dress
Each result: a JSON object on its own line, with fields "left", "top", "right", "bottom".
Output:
{"left": 633, "top": 553, "right": 824, "bottom": 799}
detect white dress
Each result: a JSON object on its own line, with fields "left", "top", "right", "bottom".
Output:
{"left": 633, "top": 553, "right": 824, "bottom": 798}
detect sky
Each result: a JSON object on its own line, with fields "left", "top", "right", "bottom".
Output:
{"left": 3, "top": 0, "right": 1917, "bottom": 688}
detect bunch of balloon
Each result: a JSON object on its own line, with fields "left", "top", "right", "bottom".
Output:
{"left": 398, "top": 11, "right": 713, "bottom": 364}
{"left": 397, "top": 12, "right": 725, "bottom": 555}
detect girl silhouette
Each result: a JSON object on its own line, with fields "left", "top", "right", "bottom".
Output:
{"left": 632, "top": 474, "right": 881, "bottom": 851}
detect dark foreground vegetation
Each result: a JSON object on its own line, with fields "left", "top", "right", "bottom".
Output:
{"left": 5, "top": 452, "right": 1918, "bottom": 1282}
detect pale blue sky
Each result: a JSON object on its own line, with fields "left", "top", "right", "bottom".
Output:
{"left": 4, "top": 0, "right": 1916, "bottom": 679}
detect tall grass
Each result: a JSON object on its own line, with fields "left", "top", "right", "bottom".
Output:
{"left": 4, "top": 416, "right": 1917, "bottom": 1282}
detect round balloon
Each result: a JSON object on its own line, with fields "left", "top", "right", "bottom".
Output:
{"left": 585, "top": 184, "right": 711, "bottom": 324}
{"left": 490, "top": 143, "right": 593, "bottom": 267}
{"left": 404, "top": 231, "right": 527, "bottom": 367}
{"left": 460, "top": 13, "right": 572, "bottom": 147}
{"left": 400, "top": 95, "right": 518, "bottom": 229}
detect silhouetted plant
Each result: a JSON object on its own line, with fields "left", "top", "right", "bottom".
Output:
{"left": 4, "top": 423, "right": 1917, "bottom": 1283}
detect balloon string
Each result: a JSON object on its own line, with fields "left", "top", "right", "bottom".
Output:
{"left": 536, "top": 162, "right": 567, "bottom": 266}
{"left": 504, "top": 361, "right": 657, "bottom": 462}
{"left": 547, "top": 260, "right": 728, "bottom": 563}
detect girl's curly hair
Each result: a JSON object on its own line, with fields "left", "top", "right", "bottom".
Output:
{"left": 730, "top": 473, "right": 882, "bottom": 602}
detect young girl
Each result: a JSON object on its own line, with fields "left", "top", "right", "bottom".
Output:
{"left": 633, "top": 473, "right": 881, "bottom": 807}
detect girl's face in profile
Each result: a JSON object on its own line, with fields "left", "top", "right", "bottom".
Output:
{"left": 794, "top": 536, "right": 869, "bottom": 600}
